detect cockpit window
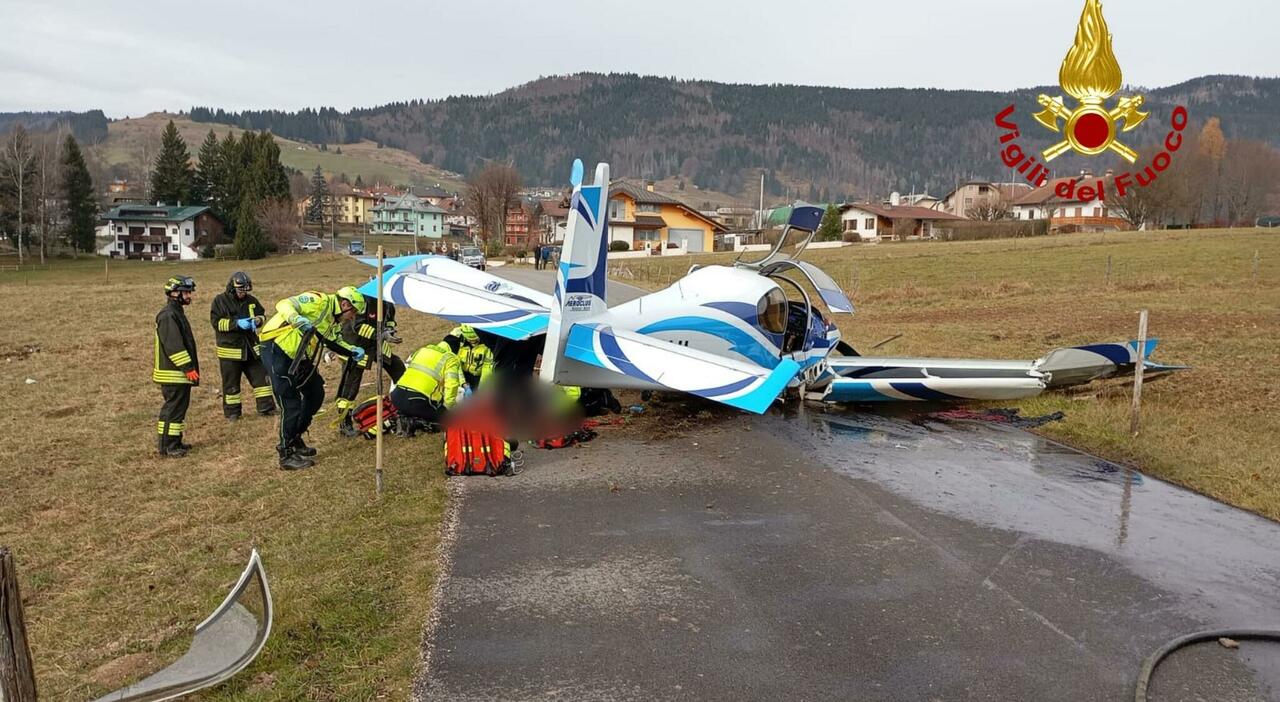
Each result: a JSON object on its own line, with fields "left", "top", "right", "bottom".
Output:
{"left": 758, "top": 288, "right": 788, "bottom": 334}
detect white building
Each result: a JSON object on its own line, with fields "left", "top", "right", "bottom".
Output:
{"left": 98, "top": 204, "right": 225, "bottom": 260}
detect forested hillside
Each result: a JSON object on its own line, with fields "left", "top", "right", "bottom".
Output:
{"left": 0, "top": 110, "right": 109, "bottom": 144}
{"left": 11, "top": 73, "right": 1278, "bottom": 200}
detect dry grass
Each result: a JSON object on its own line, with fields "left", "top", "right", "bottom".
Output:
{"left": 0, "top": 254, "right": 453, "bottom": 700}
{"left": 615, "top": 229, "right": 1280, "bottom": 520}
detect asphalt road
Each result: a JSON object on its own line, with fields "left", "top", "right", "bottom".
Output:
{"left": 491, "top": 264, "right": 649, "bottom": 304}
{"left": 412, "top": 269, "right": 1280, "bottom": 701}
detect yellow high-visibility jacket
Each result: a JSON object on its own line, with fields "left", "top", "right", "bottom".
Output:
{"left": 258, "top": 291, "right": 358, "bottom": 359}
{"left": 398, "top": 344, "right": 462, "bottom": 408}
{"left": 458, "top": 343, "right": 494, "bottom": 385}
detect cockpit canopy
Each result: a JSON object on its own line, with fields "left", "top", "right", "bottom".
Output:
{"left": 758, "top": 287, "right": 789, "bottom": 335}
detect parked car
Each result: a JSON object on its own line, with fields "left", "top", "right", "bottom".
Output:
{"left": 300, "top": 240, "right": 323, "bottom": 252}
{"left": 1256, "top": 215, "right": 1280, "bottom": 228}
{"left": 349, "top": 240, "right": 365, "bottom": 255}
{"left": 460, "top": 246, "right": 486, "bottom": 270}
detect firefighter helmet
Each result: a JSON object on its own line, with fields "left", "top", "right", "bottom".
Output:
{"left": 230, "top": 271, "right": 252, "bottom": 292}
{"left": 335, "top": 286, "right": 367, "bottom": 314}
{"left": 164, "top": 275, "right": 196, "bottom": 294}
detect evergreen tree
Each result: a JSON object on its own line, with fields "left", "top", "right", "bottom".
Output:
{"left": 192, "top": 129, "right": 223, "bottom": 211}
{"left": 307, "top": 165, "right": 329, "bottom": 223}
{"left": 232, "top": 199, "right": 268, "bottom": 259}
{"left": 150, "top": 120, "right": 194, "bottom": 204}
{"left": 354, "top": 174, "right": 364, "bottom": 188}
{"left": 219, "top": 131, "right": 243, "bottom": 226}
{"left": 816, "top": 204, "right": 843, "bottom": 241}
{"left": 60, "top": 135, "right": 97, "bottom": 252}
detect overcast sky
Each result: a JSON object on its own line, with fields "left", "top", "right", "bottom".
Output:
{"left": 2, "top": 0, "right": 1276, "bottom": 117}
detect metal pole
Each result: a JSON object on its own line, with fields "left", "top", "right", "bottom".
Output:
{"left": 1130, "top": 310, "right": 1148, "bottom": 437}
{"left": 375, "top": 246, "right": 385, "bottom": 497}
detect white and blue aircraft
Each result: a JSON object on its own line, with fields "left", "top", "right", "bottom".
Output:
{"left": 358, "top": 159, "right": 1180, "bottom": 414}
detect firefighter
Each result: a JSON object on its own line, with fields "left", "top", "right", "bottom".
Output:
{"left": 442, "top": 324, "right": 493, "bottom": 390}
{"left": 210, "top": 271, "right": 275, "bottom": 420}
{"left": 154, "top": 275, "right": 200, "bottom": 457}
{"left": 389, "top": 342, "right": 462, "bottom": 427}
{"left": 335, "top": 294, "right": 406, "bottom": 436}
{"left": 258, "top": 286, "right": 367, "bottom": 470}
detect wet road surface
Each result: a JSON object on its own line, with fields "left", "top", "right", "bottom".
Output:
{"left": 414, "top": 409, "right": 1280, "bottom": 701}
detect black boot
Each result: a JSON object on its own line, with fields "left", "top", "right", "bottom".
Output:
{"left": 278, "top": 447, "right": 314, "bottom": 471}
{"left": 177, "top": 434, "right": 192, "bottom": 451}
{"left": 291, "top": 437, "right": 317, "bottom": 457}
{"left": 163, "top": 436, "right": 189, "bottom": 458}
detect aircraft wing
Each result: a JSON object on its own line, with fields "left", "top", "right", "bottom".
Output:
{"left": 356, "top": 256, "right": 552, "bottom": 340}
{"left": 563, "top": 322, "right": 800, "bottom": 414}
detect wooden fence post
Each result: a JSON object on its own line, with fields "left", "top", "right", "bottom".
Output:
{"left": 0, "top": 547, "right": 38, "bottom": 702}
{"left": 1130, "top": 310, "right": 1149, "bottom": 437}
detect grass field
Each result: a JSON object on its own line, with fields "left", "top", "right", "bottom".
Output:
{"left": 613, "top": 228, "right": 1280, "bottom": 521}
{"left": 2, "top": 229, "right": 1276, "bottom": 699}
{"left": 0, "top": 254, "right": 453, "bottom": 700}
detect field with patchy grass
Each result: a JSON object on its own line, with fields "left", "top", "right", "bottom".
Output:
{"left": 0, "top": 254, "right": 452, "bottom": 699}
{"left": 613, "top": 229, "right": 1280, "bottom": 520}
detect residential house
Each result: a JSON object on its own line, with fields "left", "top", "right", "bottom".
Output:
{"left": 539, "top": 196, "right": 571, "bottom": 243}
{"left": 606, "top": 180, "right": 726, "bottom": 253}
{"left": 1010, "top": 173, "right": 1130, "bottom": 231}
{"left": 412, "top": 184, "right": 457, "bottom": 210}
{"left": 298, "top": 184, "right": 379, "bottom": 225}
{"left": 884, "top": 192, "right": 941, "bottom": 210}
{"left": 369, "top": 193, "right": 447, "bottom": 237}
{"left": 937, "top": 181, "right": 1032, "bottom": 217}
{"left": 99, "top": 204, "right": 225, "bottom": 260}
{"left": 504, "top": 199, "right": 542, "bottom": 250}
{"left": 715, "top": 207, "right": 757, "bottom": 230}
{"left": 839, "top": 202, "right": 967, "bottom": 241}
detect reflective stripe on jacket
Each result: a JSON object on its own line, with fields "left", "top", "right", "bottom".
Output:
{"left": 398, "top": 345, "right": 462, "bottom": 408}
{"left": 154, "top": 299, "right": 198, "bottom": 384}
{"left": 258, "top": 291, "right": 353, "bottom": 359}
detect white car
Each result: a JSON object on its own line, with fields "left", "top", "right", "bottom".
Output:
{"left": 300, "top": 241, "right": 323, "bottom": 252}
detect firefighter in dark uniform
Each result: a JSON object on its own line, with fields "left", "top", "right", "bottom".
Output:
{"left": 336, "top": 294, "right": 406, "bottom": 435}
{"left": 154, "top": 275, "right": 200, "bottom": 457}
{"left": 258, "top": 286, "right": 366, "bottom": 470}
{"left": 210, "top": 271, "right": 276, "bottom": 420}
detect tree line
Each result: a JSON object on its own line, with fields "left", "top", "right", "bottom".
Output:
{"left": 149, "top": 121, "right": 294, "bottom": 258}
{"left": 0, "top": 125, "right": 98, "bottom": 263}
{"left": 189, "top": 73, "right": 1280, "bottom": 203}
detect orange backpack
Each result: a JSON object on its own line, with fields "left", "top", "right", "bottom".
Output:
{"left": 444, "top": 418, "right": 510, "bottom": 476}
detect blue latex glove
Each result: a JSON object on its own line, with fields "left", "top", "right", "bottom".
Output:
{"left": 293, "top": 316, "right": 313, "bottom": 332}
{"left": 235, "top": 318, "right": 255, "bottom": 330}
{"left": 350, "top": 346, "right": 366, "bottom": 363}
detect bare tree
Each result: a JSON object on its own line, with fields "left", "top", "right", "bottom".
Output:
{"left": 891, "top": 217, "right": 916, "bottom": 241}
{"left": 466, "top": 163, "right": 521, "bottom": 245}
{"left": 1221, "top": 140, "right": 1280, "bottom": 226}
{"left": 2, "top": 125, "right": 37, "bottom": 264}
{"left": 966, "top": 194, "right": 1011, "bottom": 221}
{"left": 258, "top": 198, "right": 302, "bottom": 252}
{"left": 34, "top": 128, "right": 67, "bottom": 263}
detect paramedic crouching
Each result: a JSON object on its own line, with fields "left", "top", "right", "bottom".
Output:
{"left": 390, "top": 342, "right": 462, "bottom": 427}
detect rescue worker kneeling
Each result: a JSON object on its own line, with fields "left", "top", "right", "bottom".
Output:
{"left": 258, "top": 286, "right": 367, "bottom": 470}
{"left": 390, "top": 342, "right": 462, "bottom": 429}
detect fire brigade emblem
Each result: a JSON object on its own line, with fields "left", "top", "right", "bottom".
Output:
{"left": 1034, "top": 0, "right": 1149, "bottom": 163}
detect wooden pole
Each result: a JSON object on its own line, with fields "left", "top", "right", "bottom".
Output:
{"left": 375, "top": 246, "right": 385, "bottom": 498}
{"left": 104, "top": 256, "right": 109, "bottom": 283}
{"left": 1105, "top": 254, "right": 1112, "bottom": 286}
{"left": 1130, "top": 310, "right": 1149, "bottom": 437}
{"left": 1254, "top": 249, "right": 1260, "bottom": 283}
{"left": 0, "top": 547, "right": 38, "bottom": 702}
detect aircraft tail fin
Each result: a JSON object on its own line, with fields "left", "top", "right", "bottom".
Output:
{"left": 542, "top": 159, "right": 611, "bottom": 381}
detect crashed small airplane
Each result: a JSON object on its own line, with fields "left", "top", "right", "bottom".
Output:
{"left": 359, "top": 159, "right": 1182, "bottom": 413}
